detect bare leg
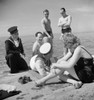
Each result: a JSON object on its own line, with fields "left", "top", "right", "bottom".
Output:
{"left": 35, "top": 68, "right": 82, "bottom": 89}
{"left": 35, "top": 64, "right": 82, "bottom": 88}
{"left": 58, "top": 67, "right": 83, "bottom": 89}
{"left": 35, "top": 65, "right": 47, "bottom": 77}
{"left": 59, "top": 74, "right": 83, "bottom": 89}
{"left": 66, "top": 67, "right": 79, "bottom": 80}
{"left": 36, "top": 67, "right": 79, "bottom": 84}
{"left": 58, "top": 74, "right": 80, "bottom": 85}
{"left": 36, "top": 68, "right": 64, "bottom": 85}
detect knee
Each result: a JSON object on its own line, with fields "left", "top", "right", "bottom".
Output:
{"left": 50, "top": 69, "right": 57, "bottom": 75}
{"left": 37, "top": 68, "right": 47, "bottom": 77}
{"left": 40, "top": 72, "right": 47, "bottom": 77}
{"left": 51, "top": 68, "right": 62, "bottom": 76}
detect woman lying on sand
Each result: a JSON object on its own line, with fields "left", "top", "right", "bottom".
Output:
{"left": 35, "top": 33, "right": 94, "bottom": 89}
{"left": 30, "top": 42, "right": 53, "bottom": 77}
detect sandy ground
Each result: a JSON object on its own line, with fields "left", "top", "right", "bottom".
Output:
{"left": 0, "top": 70, "right": 94, "bottom": 100}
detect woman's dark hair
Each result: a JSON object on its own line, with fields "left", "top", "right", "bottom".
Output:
{"left": 63, "top": 33, "right": 81, "bottom": 52}
{"left": 35, "top": 32, "right": 43, "bottom": 37}
{"left": 60, "top": 8, "right": 66, "bottom": 12}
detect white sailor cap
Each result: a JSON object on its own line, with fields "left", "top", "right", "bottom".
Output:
{"left": 39, "top": 43, "right": 51, "bottom": 54}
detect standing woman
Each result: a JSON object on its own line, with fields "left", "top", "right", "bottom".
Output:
{"left": 5, "top": 26, "right": 29, "bottom": 73}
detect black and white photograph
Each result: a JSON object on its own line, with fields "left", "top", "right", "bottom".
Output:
{"left": 0, "top": 0, "right": 94, "bottom": 100}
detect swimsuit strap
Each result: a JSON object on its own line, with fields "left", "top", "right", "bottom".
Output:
{"left": 81, "top": 46, "right": 93, "bottom": 58}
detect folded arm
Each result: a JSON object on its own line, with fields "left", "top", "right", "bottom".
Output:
{"left": 58, "top": 16, "right": 72, "bottom": 28}
{"left": 63, "top": 16, "right": 72, "bottom": 27}
{"left": 51, "top": 46, "right": 81, "bottom": 69}
{"left": 57, "top": 49, "right": 72, "bottom": 63}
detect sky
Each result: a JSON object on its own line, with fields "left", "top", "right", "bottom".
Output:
{"left": 0, "top": 0, "right": 94, "bottom": 36}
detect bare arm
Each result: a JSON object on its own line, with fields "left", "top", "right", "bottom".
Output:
{"left": 49, "top": 20, "right": 54, "bottom": 38}
{"left": 58, "top": 16, "right": 72, "bottom": 28}
{"left": 41, "top": 19, "right": 51, "bottom": 37}
{"left": 57, "top": 49, "right": 72, "bottom": 63}
{"left": 48, "top": 19, "right": 52, "bottom": 32}
{"left": 63, "top": 16, "right": 72, "bottom": 27}
{"left": 58, "top": 17, "right": 67, "bottom": 27}
{"left": 35, "top": 59, "right": 47, "bottom": 76}
{"left": 52, "top": 46, "right": 82, "bottom": 69}
{"left": 58, "top": 18, "right": 65, "bottom": 27}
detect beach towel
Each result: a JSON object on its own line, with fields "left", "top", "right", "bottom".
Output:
{"left": 0, "top": 84, "right": 21, "bottom": 100}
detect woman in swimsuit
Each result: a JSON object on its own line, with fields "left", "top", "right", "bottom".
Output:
{"left": 35, "top": 33, "right": 94, "bottom": 89}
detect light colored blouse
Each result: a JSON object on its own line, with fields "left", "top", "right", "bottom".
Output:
{"left": 58, "top": 15, "right": 72, "bottom": 29}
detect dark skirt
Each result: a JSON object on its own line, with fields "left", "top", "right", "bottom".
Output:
{"left": 74, "top": 58, "right": 94, "bottom": 83}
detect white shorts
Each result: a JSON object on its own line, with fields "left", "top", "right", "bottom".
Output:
{"left": 29, "top": 55, "right": 38, "bottom": 71}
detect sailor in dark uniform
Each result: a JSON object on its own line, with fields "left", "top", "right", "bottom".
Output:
{"left": 5, "top": 26, "right": 29, "bottom": 73}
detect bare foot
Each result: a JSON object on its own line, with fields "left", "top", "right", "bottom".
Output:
{"left": 73, "top": 81, "right": 83, "bottom": 89}
{"left": 34, "top": 80, "right": 45, "bottom": 87}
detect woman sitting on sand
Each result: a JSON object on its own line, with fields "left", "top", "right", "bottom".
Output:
{"left": 30, "top": 43, "right": 53, "bottom": 77}
{"left": 35, "top": 33, "right": 94, "bottom": 89}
